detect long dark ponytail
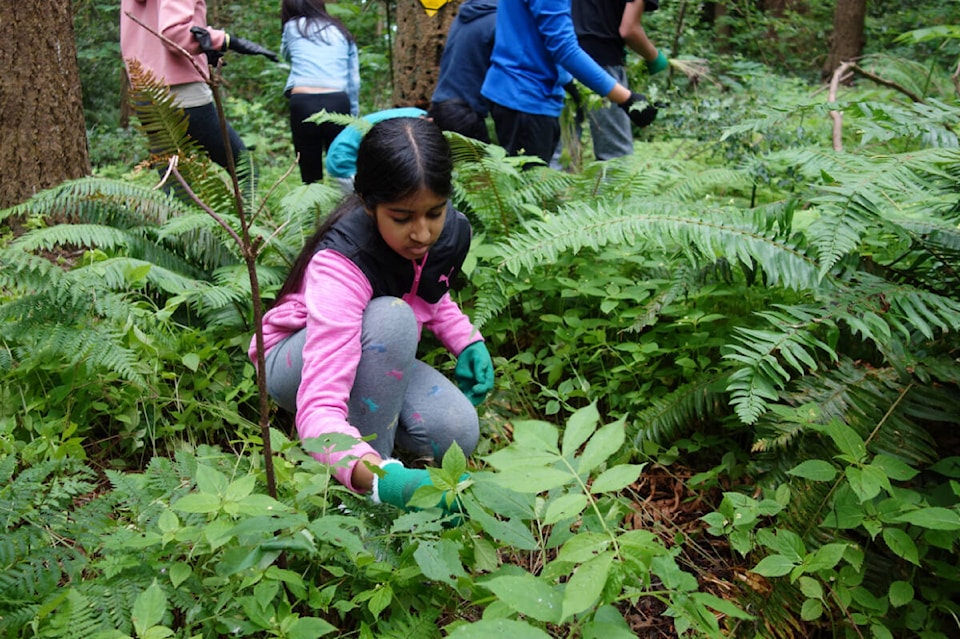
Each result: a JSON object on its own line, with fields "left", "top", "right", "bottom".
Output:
{"left": 280, "top": 0, "right": 354, "bottom": 43}
{"left": 274, "top": 117, "right": 452, "bottom": 303}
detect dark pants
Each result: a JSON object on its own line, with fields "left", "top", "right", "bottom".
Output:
{"left": 489, "top": 101, "right": 560, "bottom": 167}
{"left": 428, "top": 99, "right": 490, "bottom": 143}
{"left": 289, "top": 92, "right": 351, "bottom": 184}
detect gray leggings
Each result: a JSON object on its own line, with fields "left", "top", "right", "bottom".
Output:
{"left": 264, "top": 297, "right": 479, "bottom": 461}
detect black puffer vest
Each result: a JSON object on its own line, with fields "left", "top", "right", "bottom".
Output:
{"left": 317, "top": 203, "right": 472, "bottom": 303}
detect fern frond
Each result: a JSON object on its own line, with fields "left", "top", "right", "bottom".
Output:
{"left": 630, "top": 374, "right": 731, "bottom": 447}
{"left": 493, "top": 197, "right": 821, "bottom": 292}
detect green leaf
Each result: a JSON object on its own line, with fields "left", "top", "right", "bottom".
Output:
{"left": 463, "top": 496, "right": 538, "bottom": 550}
{"left": 172, "top": 492, "right": 221, "bottom": 514}
{"left": 286, "top": 617, "right": 338, "bottom": 639}
{"left": 367, "top": 584, "right": 393, "bottom": 617}
{"left": 581, "top": 605, "right": 637, "bottom": 639}
{"left": 132, "top": 582, "right": 167, "bottom": 637}
{"left": 181, "top": 352, "right": 200, "bottom": 372}
{"left": 819, "top": 420, "right": 866, "bottom": 463}
{"left": 194, "top": 464, "right": 228, "bottom": 495}
{"left": 590, "top": 464, "right": 646, "bottom": 494}
{"left": 577, "top": 418, "right": 626, "bottom": 476}
{"left": 895, "top": 507, "right": 960, "bottom": 530}
{"left": 446, "top": 619, "right": 553, "bottom": 639}
{"left": 169, "top": 562, "right": 191, "bottom": 588}
{"left": 480, "top": 574, "right": 563, "bottom": 624}
{"left": 224, "top": 474, "right": 256, "bottom": 503}
{"left": 787, "top": 460, "right": 837, "bottom": 481}
{"left": 562, "top": 402, "right": 601, "bottom": 457}
{"left": 413, "top": 539, "right": 466, "bottom": 587}
{"left": 888, "top": 581, "right": 914, "bottom": 607}
{"left": 489, "top": 467, "right": 573, "bottom": 494}
{"left": 871, "top": 454, "right": 919, "bottom": 481}
{"left": 561, "top": 551, "right": 614, "bottom": 621}
{"left": 751, "top": 554, "right": 796, "bottom": 577}
{"left": 803, "top": 543, "right": 848, "bottom": 572}
{"left": 690, "top": 592, "right": 754, "bottom": 619}
{"left": 544, "top": 493, "right": 588, "bottom": 525}
{"left": 881, "top": 527, "right": 919, "bottom": 565}
{"left": 800, "top": 598, "right": 823, "bottom": 621}
{"left": 556, "top": 532, "right": 612, "bottom": 564}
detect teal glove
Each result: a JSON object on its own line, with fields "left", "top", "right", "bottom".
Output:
{"left": 454, "top": 341, "right": 494, "bottom": 406}
{"left": 373, "top": 460, "right": 467, "bottom": 517}
{"left": 646, "top": 50, "right": 669, "bottom": 75}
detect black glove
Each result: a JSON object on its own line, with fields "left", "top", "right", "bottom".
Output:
{"left": 190, "top": 27, "right": 279, "bottom": 64}
{"left": 619, "top": 92, "right": 658, "bottom": 128}
{"left": 226, "top": 35, "right": 279, "bottom": 62}
{"left": 190, "top": 26, "right": 224, "bottom": 66}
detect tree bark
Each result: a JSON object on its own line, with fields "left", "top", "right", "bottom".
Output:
{"left": 392, "top": 0, "right": 461, "bottom": 109}
{"left": 821, "top": 0, "right": 866, "bottom": 83}
{"left": 0, "top": 0, "right": 90, "bottom": 209}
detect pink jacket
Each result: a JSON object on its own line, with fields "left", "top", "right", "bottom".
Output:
{"left": 120, "top": 0, "right": 226, "bottom": 85}
{"left": 250, "top": 250, "right": 482, "bottom": 492}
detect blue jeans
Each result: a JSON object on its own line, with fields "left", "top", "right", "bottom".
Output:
{"left": 264, "top": 297, "right": 479, "bottom": 461}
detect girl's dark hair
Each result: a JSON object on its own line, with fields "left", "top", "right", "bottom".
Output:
{"left": 274, "top": 117, "right": 452, "bottom": 303}
{"left": 281, "top": 0, "right": 354, "bottom": 43}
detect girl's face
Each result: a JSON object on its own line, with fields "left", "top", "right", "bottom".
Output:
{"left": 370, "top": 187, "right": 448, "bottom": 262}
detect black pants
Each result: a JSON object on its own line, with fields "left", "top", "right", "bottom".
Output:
{"left": 488, "top": 101, "right": 560, "bottom": 167}
{"left": 289, "top": 92, "right": 351, "bottom": 184}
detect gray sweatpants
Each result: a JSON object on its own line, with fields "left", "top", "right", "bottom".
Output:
{"left": 264, "top": 296, "right": 479, "bottom": 462}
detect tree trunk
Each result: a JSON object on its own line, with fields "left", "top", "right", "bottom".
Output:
{"left": 0, "top": 0, "right": 90, "bottom": 209}
{"left": 392, "top": 0, "right": 461, "bottom": 109}
{"left": 821, "top": 0, "right": 866, "bottom": 83}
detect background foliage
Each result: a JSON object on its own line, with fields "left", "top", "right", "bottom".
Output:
{"left": 0, "top": 0, "right": 958, "bottom": 637}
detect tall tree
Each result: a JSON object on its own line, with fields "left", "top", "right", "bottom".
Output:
{"left": 392, "top": 0, "right": 461, "bottom": 108}
{"left": 0, "top": 0, "right": 90, "bottom": 210}
{"left": 821, "top": 0, "right": 866, "bottom": 82}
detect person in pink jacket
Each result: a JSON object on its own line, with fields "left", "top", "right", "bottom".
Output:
{"left": 120, "top": 0, "right": 276, "bottom": 184}
{"left": 250, "top": 117, "right": 494, "bottom": 515}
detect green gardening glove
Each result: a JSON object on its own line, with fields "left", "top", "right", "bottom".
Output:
{"left": 372, "top": 460, "right": 467, "bottom": 517}
{"left": 646, "top": 50, "right": 669, "bottom": 75}
{"left": 454, "top": 341, "right": 494, "bottom": 406}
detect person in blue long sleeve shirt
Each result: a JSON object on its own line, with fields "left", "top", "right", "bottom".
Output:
{"left": 480, "top": 0, "right": 656, "bottom": 165}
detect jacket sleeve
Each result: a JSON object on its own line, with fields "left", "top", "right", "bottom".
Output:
{"left": 296, "top": 250, "right": 379, "bottom": 492}
{"left": 158, "top": 0, "right": 226, "bottom": 54}
{"left": 528, "top": 0, "right": 615, "bottom": 97}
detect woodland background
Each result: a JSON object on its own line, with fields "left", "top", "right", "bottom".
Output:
{"left": 0, "top": 0, "right": 959, "bottom": 638}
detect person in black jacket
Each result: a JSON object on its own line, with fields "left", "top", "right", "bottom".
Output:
{"left": 428, "top": 0, "right": 498, "bottom": 142}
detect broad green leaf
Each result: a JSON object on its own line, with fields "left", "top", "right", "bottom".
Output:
{"left": 895, "top": 507, "right": 960, "bottom": 530}
{"left": 172, "top": 492, "right": 221, "bottom": 514}
{"left": 286, "top": 617, "right": 337, "bottom": 639}
{"left": 224, "top": 474, "right": 256, "bottom": 503}
{"left": 562, "top": 402, "right": 600, "bottom": 457}
{"left": 581, "top": 604, "right": 636, "bottom": 639}
{"left": 234, "top": 494, "right": 294, "bottom": 516}
{"left": 512, "top": 420, "right": 561, "bottom": 453}
{"left": 482, "top": 444, "right": 561, "bottom": 471}
{"left": 544, "top": 493, "right": 588, "bottom": 525}
{"left": 142, "top": 627, "right": 174, "bottom": 639}
{"left": 446, "top": 618, "right": 553, "bottom": 639}
{"left": 690, "top": 592, "right": 753, "bottom": 619}
{"left": 803, "top": 543, "right": 848, "bottom": 572}
{"left": 577, "top": 418, "right": 626, "bottom": 476}
{"left": 797, "top": 576, "right": 823, "bottom": 600}
{"left": 888, "top": 581, "right": 914, "bottom": 607}
{"left": 480, "top": 574, "right": 563, "bottom": 623}
{"left": 489, "top": 467, "right": 572, "bottom": 494}
{"left": 871, "top": 454, "right": 919, "bottom": 481}
{"left": 132, "top": 583, "right": 166, "bottom": 637}
{"left": 845, "top": 466, "right": 882, "bottom": 503}
{"left": 194, "top": 464, "right": 228, "bottom": 495}
{"left": 819, "top": 420, "right": 866, "bottom": 463}
{"left": 561, "top": 551, "right": 614, "bottom": 621}
{"left": 367, "top": 584, "right": 393, "bottom": 617}
{"left": 800, "top": 598, "right": 823, "bottom": 621}
{"left": 463, "top": 496, "right": 538, "bottom": 550}
{"left": 556, "top": 532, "right": 611, "bottom": 564}
{"left": 590, "top": 464, "right": 646, "bottom": 494}
{"left": 881, "top": 527, "right": 919, "bottom": 565}
{"left": 414, "top": 539, "right": 466, "bottom": 587}
{"left": 168, "top": 562, "right": 191, "bottom": 588}
{"left": 787, "top": 459, "right": 837, "bottom": 481}
{"left": 751, "top": 554, "right": 796, "bottom": 577}
{"left": 181, "top": 352, "right": 200, "bottom": 372}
